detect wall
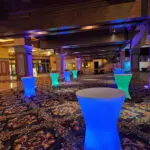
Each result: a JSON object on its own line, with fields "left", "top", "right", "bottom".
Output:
{"left": 0, "top": 47, "right": 9, "bottom": 75}
{"left": 65, "top": 57, "right": 77, "bottom": 70}
{"left": 139, "top": 61, "right": 149, "bottom": 71}
{"left": 50, "top": 55, "right": 57, "bottom": 71}
{"left": 0, "top": 47, "right": 9, "bottom": 58}
{"left": 85, "top": 59, "right": 108, "bottom": 73}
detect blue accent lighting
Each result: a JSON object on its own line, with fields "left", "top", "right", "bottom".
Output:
{"left": 124, "top": 61, "right": 131, "bottom": 72}
{"left": 113, "top": 68, "right": 124, "bottom": 74}
{"left": 21, "top": 77, "right": 36, "bottom": 97}
{"left": 64, "top": 71, "right": 71, "bottom": 82}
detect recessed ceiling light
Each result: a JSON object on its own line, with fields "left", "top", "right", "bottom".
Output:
{"left": 81, "top": 25, "right": 99, "bottom": 30}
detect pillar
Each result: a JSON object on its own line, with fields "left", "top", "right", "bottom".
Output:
{"left": 56, "top": 54, "right": 65, "bottom": 78}
{"left": 130, "top": 48, "right": 140, "bottom": 72}
{"left": 120, "top": 51, "right": 125, "bottom": 69}
{"left": 15, "top": 45, "right": 33, "bottom": 78}
{"left": 0, "top": 47, "right": 10, "bottom": 78}
{"left": 148, "top": 21, "right": 150, "bottom": 72}
{"left": 50, "top": 55, "right": 57, "bottom": 72}
{"left": 76, "top": 58, "right": 81, "bottom": 71}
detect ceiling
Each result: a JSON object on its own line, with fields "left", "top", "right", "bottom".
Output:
{"left": 1, "top": 0, "right": 135, "bottom": 13}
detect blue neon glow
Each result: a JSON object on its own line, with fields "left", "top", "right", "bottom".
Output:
{"left": 77, "top": 58, "right": 81, "bottom": 70}
{"left": 61, "top": 54, "right": 65, "bottom": 73}
{"left": 113, "top": 68, "right": 124, "bottom": 74}
{"left": 124, "top": 61, "right": 131, "bottom": 72}
{"left": 50, "top": 30, "right": 77, "bottom": 35}
{"left": 24, "top": 45, "right": 33, "bottom": 76}
{"left": 64, "top": 71, "right": 71, "bottom": 82}
{"left": 72, "top": 70, "right": 78, "bottom": 79}
{"left": 61, "top": 45, "right": 79, "bottom": 49}
{"left": 49, "top": 25, "right": 77, "bottom": 31}
{"left": 77, "top": 89, "right": 125, "bottom": 150}
{"left": 50, "top": 73, "right": 59, "bottom": 87}
{"left": 21, "top": 77, "right": 36, "bottom": 97}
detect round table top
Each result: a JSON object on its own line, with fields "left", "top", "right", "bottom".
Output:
{"left": 21, "top": 76, "right": 35, "bottom": 79}
{"left": 114, "top": 74, "right": 132, "bottom": 76}
{"left": 76, "top": 88, "right": 125, "bottom": 99}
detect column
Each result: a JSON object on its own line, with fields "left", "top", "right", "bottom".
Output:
{"left": 148, "top": 21, "right": 150, "bottom": 72}
{"left": 120, "top": 51, "right": 125, "bottom": 69}
{"left": 76, "top": 58, "right": 81, "bottom": 71}
{"left": 56, "top": 54, "right": 65, "bottom": 78}
{"left": 131, "top": 48, "right": 140, "bottom": 72}
{"left": 15, "top": 45, "right": 33, "bottom": 78}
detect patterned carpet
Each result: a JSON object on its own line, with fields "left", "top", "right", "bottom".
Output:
{"left": 0, "top": 74, "right": 150, "bottom": 150}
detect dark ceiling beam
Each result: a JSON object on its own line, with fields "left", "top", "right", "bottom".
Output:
{"left": 40, "top": 32, "right": 127, "bottom": 49}
{"left": 66, "top": 49, "right": 118, "bottom": 55}
{"left": 61, "top": 45, "right": 120, "bottom": 53}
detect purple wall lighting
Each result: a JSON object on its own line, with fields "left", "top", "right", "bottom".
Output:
{"left": 77, "top": 58, "right": 81, "bottom": 70}
{"left": 24, "top": 45, "right": 33, "bottom": 76}
{"left": 61, "top": 54, "right": 65, "bottom": 73}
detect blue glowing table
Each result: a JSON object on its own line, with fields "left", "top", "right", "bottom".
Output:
{"left": 50, "top": 73, "right": 59, "bottom": 87}
{"left": 64, "top": 71, "right": 71, "bottom": 82}
{"left": 76, "top": 88, "right": 125, "bottom": 150}
{"left": 72, "top": 70, "right": 78, "bottom": 79}
{"left": 21, "top": 77, "right": 36, "bottom": 97}
{"left": 113, "top": 68, "right": 124, "bottom": 74}
{"left": 114, "top": 74, "right": 132, "bottom": 99}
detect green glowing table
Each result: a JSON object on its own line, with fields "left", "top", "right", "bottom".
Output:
{"left": 50, "top": 73, "right": 59, "bottom": 87}
{"left": 114, "top": 74, "right": 132, "bottom": 99}
{"left": 72, "top": 70, "right": 78, "bottom": 79}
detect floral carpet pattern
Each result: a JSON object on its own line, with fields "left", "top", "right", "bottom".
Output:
{"left": 0, "top": 74, "right": 150, "bottom": 150}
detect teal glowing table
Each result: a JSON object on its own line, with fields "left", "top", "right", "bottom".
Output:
{"left": 114, "top": 74, "right": 132, "bottom": 99}
{"left": 21, "top": 77, "right": 36, "bottom": 97}
{"left": 113, "top": 68, "right": 125, "bottom": 86}
{"left": 72, "top": 70, "right": 78, "bottom": 79}
{"left": 76, "top": 88, "right": 125, "bottom": 150}
{"left": 50, "top": 73, "right": 59, "bottom": 87}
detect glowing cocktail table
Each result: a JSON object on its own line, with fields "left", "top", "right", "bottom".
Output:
{"left": 50, "top": 73, "right": 59, "bottom": 87}
{"left": 114, "top": 74, "right": 132, "bottom": 99}
{"left": 113, "top": 68, "right": 124, "bottom": 74}
{"left": 64, "top": 71, "right": 71, "bottom": 82}
{"left": 76, "top": 88, "right": 125, "bottom": 150}
{"left": 21, "top": 77, "right": 36, "bottom": 97}
{"left": 72, "top": 70, "right": 78, "bottom": 79}
{"left": 113, "top": 68, "right": 124, "bottom": 86}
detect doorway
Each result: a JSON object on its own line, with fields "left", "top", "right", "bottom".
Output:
{"left": 94, "top": 62, "right": 99, "bottom": 74}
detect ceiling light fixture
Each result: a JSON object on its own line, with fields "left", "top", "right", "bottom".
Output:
{"left": 113, "top": 29, "right": 116, "bottom": 33}
{"left": 81, "top": 25, "right": 99, "bottom": 30}
{"left": 0, "top": 39, "right": 14, "bottom": 42}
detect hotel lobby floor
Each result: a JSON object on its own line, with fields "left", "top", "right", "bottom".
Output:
{"left": 0, "top": 74, "right": 150, "bottom": 149}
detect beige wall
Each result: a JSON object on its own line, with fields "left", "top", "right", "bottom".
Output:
{"left": 50, "top": 55, "right": 57, "bottom": 71}
{"left": 65, "top": 57, "right": 77, "bottom": 70}
{"left": 0, "top": 47, "right": 9, "bottom": 59}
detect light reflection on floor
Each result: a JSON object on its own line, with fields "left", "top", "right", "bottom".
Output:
{"left": 0, "top": 82, "right": 17, "bottom": 91}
